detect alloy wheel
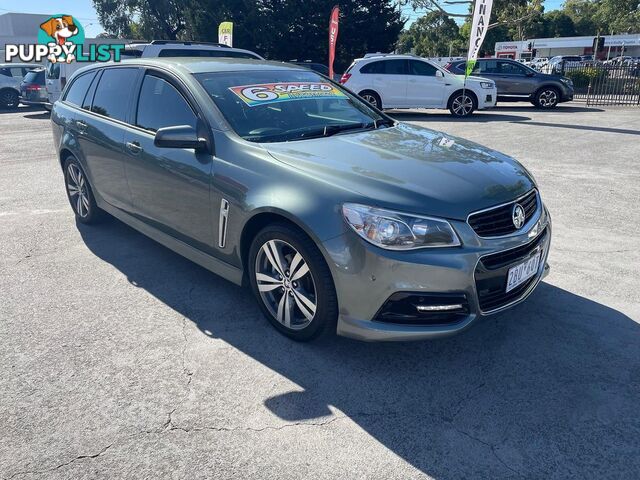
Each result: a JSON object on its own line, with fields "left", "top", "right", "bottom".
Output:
{"left": 361, "top": 93, "right": 379, "bottom": 108}
{"left": 66, "top": 163, "right": 90, "bottom": 218}
{"left": 1, "top": 90, "right": 18, "bottom": 109}
{"left": 538, "top": 89, "right": 558, "bottom": 107}
{"left": 255, "top": 239, "right": 317, "bottom": 330}
{"left": 451, "top": 94, "right": 474, "bottom": 116}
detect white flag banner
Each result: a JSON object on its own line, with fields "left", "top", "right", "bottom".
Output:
{"left": 466, "top": 0, "right": 493, "bottom": 76}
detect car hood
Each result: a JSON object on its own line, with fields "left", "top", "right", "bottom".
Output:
{"left": 263, "top": 123, "right": 535, "bottom": 220}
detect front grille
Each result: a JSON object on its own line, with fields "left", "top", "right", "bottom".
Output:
{"left": 468, "top": 190, "right": 538, "bottom": 237}
{"left": 475, "top": 228, "right": 548, "bottom": 312}
{"left": 374, "top": 292, "right": 469, "bottom": 326}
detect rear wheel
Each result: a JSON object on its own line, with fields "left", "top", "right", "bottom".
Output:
{"left": 0, "top": 89, "right": 19, "bottom": 110}
{"left": 359, "top": 90, "right": 382, "bottom": 109}
{"left": 448, "top": 91, "right": 477, "bottom": 117}
{"left": 534, "top": 87, "right": 559, "bottom": 108}
{"left": 249, "top": 223, "right": 338, "bottom": 341}
{"left": 63, "top": 156, "right": 104, "bottom": 224}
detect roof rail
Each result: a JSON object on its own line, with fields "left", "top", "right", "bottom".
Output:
{"left": 149, "top": 40, "right": 231, "bottom": 48}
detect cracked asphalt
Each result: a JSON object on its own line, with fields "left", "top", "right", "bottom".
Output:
{"left": 1, "top": 103, "right": 639, "bottom": 479}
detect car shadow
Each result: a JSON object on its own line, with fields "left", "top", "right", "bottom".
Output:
{"left": 493, "top": 104, "right": 605, "bottom": 113}
{"left": 388, "top": 110, "right": 531, "bottom": 123}
{"left": 23, "top": 111, "right": 50, "bottom": 120}
{"left": 77, "top": 218, "right": 640, "bottom": 478}
{"left": 0, "top": 105, "right": 44, "bottom": 114}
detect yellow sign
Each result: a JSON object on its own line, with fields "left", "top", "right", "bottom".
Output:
{"left": 218, "top": 21, "right": 233, "bottom": 47}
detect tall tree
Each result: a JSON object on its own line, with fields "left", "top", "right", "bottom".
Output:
{"left": 407, "top": 0, "right": 543, "bottom": 33}
{"left": 397, "top": 11, "right": 463, "bottom": 56}
{"left": 184, "top": 0, "right": 404, "bottom": 71}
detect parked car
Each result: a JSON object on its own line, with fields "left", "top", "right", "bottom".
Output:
{"left": 529, "top": 57, "right": 549, "bottom": 71}
{"left": 0, "top": 63, "right": 41, "bottom": 109}
{"left": 340, "top": 54, "right": 497, "bottom": 117}
{"left": 446, "top": 58, "right": 574, "bottom": 108}
{"left": 19, "top": 68, "right": 48, "bottom": 107}
{"left": 45, "top": 41, "right": 264, "bottom": 105}
{"left": 51, "top": 58, "right": 551, "bottom": 342}
{"left": 547, "top": 55, "right": 583, "bottom": 74}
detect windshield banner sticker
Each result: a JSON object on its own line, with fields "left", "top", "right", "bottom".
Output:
{"left": 229, "top": 82, "right": 347, "bottom": 107}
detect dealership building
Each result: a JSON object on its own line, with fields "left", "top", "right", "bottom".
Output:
{"left": 494, "top": 33, "right": 640, "bottom": 60}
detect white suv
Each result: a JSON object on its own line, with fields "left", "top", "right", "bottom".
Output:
{"left": 340, "top": 55, "right": 497, "bottom": 117}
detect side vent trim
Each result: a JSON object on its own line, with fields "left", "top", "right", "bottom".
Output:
{"left": 218, "top": 198, "right": 230, "bottom": 248}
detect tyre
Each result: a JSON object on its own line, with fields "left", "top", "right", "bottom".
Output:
{"left": 534, "top": 87, "right": 559, "bottom": 108}
{"left": 359, "top": 90, "right": 382, "bottom": 109}
{"left": 63, "top": 156, "right": 104, "bottom": 224}
{"left": 448, "top": 91, "right": 477, "bottom": 117}
{"left": 0, "top": 89, "right": 19, "bottom": 110}
{"left": 248, "top": 223, "right": 338, "bottom": 341}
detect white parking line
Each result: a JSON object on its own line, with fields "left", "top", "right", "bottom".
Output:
{"left": 0, "top": 208, "right": 66, "bottom": 217}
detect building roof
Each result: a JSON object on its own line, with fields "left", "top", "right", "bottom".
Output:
{"left": 496, "top": 33, "right": 640, "bottom": 51}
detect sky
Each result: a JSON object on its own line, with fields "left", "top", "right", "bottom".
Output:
{"left": 403, "top": 0, "right": 565, "bottom": 27}
{"left": 0, "top": 0, "right": 566, "bottom": 37}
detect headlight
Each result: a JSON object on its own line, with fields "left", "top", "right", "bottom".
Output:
{"left": 342, "top": 203, "right": 461, "bottom": 250}
{"left": 480, "top": 82, "right": 494, "bottom": 89}
{"left": 560, "top": 77, "right": 573, "bottom": 86}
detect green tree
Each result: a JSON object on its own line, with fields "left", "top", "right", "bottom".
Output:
{"left": 185, "top": 0, "right": 403, "bottom": 71}
{"left": 544, "top": 11, "right": 577, "bottom": 37}
{"left": 397, "top": 11, "right": 463, "bottom": 56}
{"left": 92, "top": 0, "right": 190, "bottom": 39}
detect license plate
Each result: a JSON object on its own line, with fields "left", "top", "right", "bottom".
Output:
{"left": 506, "top": 251, "right": 541, "bottom": 293}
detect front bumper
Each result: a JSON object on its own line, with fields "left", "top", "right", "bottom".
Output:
{"left": 322, "top": 204, "right": 551, "bottom": 341}
{"left": 477, "top": 87, "right": 498, "bottom": 110}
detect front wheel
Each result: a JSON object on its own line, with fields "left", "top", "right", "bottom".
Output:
{"left": 0, "top": 89, "right": 19, "bottom": 110}
{"left": 249, "top": 224, "right": 338, "bottom": 341}
{"left": 448, "top": 92, "right": 477, "bottom": 117}
{"left": 534, "top": 87, "right": 560, "bottom": 108}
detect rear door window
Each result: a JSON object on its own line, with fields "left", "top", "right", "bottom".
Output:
{"left": 361, "top": 59, "right": 407, "bottom": 75}
{"left": 91, "top": 68, "right": 138, "bottom": 122}
{"left": 64, "top": 71, "right": 97, "bottom": 107}
{"left": 135, "top": 74, "right": 197, "bottom": 132}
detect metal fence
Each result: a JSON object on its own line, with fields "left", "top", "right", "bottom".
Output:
{"left": 559, "top": 63, "right": 640, "bottom": 106}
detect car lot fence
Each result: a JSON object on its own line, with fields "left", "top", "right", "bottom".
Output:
{"left": 561, "top": 63, "right": 640, "bottom": 106}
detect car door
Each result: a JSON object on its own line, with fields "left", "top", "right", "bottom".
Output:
{"left": 497, "top": 61, "right": 536, "bottom": 95}
{"left": 75, "top": 67, "right": 138, "bottom": 211}
{"left": 122, "top": 71, "right": 214, "bottom": 250}
{"left": 368, "top": 59, "right": 408, "bottom": 107}
{"left": 406, "top": 60, "right": 445, "bottom": 107}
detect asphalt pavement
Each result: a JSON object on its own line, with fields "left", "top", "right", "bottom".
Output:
{"left": 1, "top": 103, "right": 639, "bottom": 479}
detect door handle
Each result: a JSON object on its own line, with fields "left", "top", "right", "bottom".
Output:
{"left": 75, "top": 120, "right": 87, "bottom": 133}
{"left": 125, "top": 141, "right": 142, "bottom": 154}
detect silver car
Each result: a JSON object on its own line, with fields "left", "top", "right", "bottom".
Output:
{"left": 51, "top": 58, "right": 551, "bottom": 342}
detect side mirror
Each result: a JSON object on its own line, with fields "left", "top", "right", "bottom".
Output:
{"left": 435, "top": 70, "right": 444, "bottom": 78}
{"left": 154, "top": 125, "right": 207, "bottom": 151}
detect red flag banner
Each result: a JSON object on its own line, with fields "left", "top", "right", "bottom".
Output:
{"left": 328, "top": 5, "right": 340, "bottom": 79}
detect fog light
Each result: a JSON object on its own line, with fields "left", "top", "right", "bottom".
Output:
{"left": 415, "top": 304, "right": 464, "bottom": 312}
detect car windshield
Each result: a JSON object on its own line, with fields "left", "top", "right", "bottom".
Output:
{"left": 195, "top": 69, "right": 391, "bottom": 143}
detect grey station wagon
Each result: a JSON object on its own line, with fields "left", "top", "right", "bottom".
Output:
{"left": 51, "top": 58, "right": 551, "bottom": 342}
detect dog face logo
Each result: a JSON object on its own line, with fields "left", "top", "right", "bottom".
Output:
{"left": 38, "top": 14, "right": 84, "bottom": 63}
